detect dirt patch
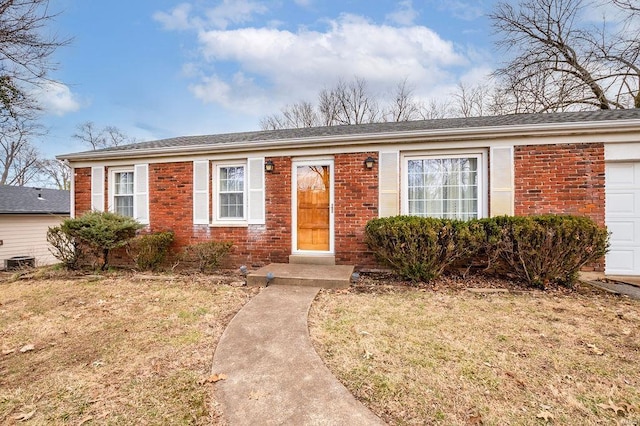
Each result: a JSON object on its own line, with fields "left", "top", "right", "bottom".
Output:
{"left": 0, "top": 271, "right": 258, "bottom": 425}
{"left": 310, "top": 273, "right": 640, "bottom": 425}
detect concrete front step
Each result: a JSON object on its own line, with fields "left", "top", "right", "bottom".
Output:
{"left": 247, "top": 263, "right": 354, "bottom": 289}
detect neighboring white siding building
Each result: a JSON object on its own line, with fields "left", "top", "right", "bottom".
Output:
{"left": 0, "top": 186, "right": 70, "bottom": 269}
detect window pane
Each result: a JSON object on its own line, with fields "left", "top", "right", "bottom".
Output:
{"left": 115, "top": 172, "right": 134, "bottom": 195}
{"left": 115, "top": 195, "right": 133, "bottom": 217}
{"left": 114, "top": 171, "right": 134, "bottom": 217}
{"left": 218, "top": 166, "right": 245, "bottom": 219}
{"left": 407, "top": 157, "right": 479, "bottom": 219}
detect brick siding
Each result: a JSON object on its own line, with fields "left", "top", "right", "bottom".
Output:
{"left": 514, "top": 143, "right": 606, "bottom": 271}
{"left": 74, "top": 167, "right": 91, "bottom": 214}
{"left": 334, "top": 152, "right": 378, "bottom": 268}
{"left": 73, "top": 154, "right": 381, "bottom": 269}
{"left": 73, "top": 143, "right": 606, "bottom": 271}
{"left": 514, "top": 143, "right": 605, "bottom": 226}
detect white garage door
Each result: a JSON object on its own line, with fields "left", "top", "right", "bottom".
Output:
{"left": 606, "top": 162, "right": 640, "bottom": 275}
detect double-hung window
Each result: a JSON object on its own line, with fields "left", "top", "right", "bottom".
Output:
{"left": 406, "top": 154, "right": 482, "bottom": 220}
{"left": 113, "top": 170, "right": 134, "bottom": 217}
{"left": 215, "top": 164, "right": 246, "bottom": 221}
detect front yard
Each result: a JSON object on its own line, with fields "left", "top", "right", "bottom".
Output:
{"left": 0, "top": 272, "right": 257, "bottom": 425}
{"left": 309, "top": 276, "right": 640, "bottom": 425}
{"left": 1, "top": 270, "right": 639, "bottom": 425}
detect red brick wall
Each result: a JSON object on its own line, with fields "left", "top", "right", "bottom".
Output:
{"left": 145, "top": 160, "right": 291, "bottom": 268}
{"left": 74, "top": 167, "right": 91, "bottom": 215}
{"left": 334, "top": 152, "right": 378, "bottom": 268}
{"left": 514, "top": 143, "right": 605, "bottom": 226}
{"left": 514, "top": 143, "right": 605, "bottom": 271}
{"left": 73, "top": 155, "right": 382, "bottom": 269}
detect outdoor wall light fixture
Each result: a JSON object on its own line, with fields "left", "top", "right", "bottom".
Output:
{"left": 264, "top": 160, "right": 275, "bottom": 172}
{"left": 364, "top": 156, "right": 376, "bottom": 169}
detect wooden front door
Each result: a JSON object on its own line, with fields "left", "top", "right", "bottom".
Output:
{"left": 295, "top": 162, "right": 333, "bottom": 252}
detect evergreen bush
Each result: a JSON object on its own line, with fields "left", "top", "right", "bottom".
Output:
{"left": 482, "top": 215, "right": 609, "bottom": 288}
{"left": 365, "top": 215, "right": 609, "bottom": 287}
{"left": 365, "top": 216, "right": 485, "bottom": 283}
{"left": 60, "top": 211, "right": 144, "bottom": 270}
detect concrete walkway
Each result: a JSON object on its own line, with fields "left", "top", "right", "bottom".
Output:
{"left": 211, "top": 285, "right": 385, "bottom": 425}
{"left": 580, "top": 272, "right": 640, "bottom": 300}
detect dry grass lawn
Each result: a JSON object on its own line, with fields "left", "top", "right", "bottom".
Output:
{"left": 0, "top": 271, "right": 257, "bottom": 425}
{"left": 309, "top": 276, "right": 640, "bottom": 425}
{"left": 3, "top": 269, "right": 639, "bottom": 425}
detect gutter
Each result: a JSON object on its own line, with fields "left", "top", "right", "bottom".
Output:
{"left": 56, "top": 119, "right": 640, "bottom": 162}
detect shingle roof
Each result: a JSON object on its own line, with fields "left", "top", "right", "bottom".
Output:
{"left": 0, "top": 186, "right": 70, "bottom": 214}
{"left": 59, "top": 109, "right": 640, "bottom": 160}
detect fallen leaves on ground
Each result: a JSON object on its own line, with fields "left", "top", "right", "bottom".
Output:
{"left": 200, "top": 373, "right": 227, "bottom": 385}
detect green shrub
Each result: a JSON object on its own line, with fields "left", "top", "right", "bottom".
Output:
{"left": 47, "top": 225, "right": 82, "bottom": 270}
{"left": 365, "top": 216, "right": 485, "bottom": 283}
{"left": 365, "top": 214, "right": 609, "bottom": 288}
{"left": 481, "top": 215, "right": 609, "bottom": 288}
{"left": 127, "top": 231, "right": 175, "bottom": 271}
{"left": 181, "top": 241, "right": 233, "bottom": 273}
{"left": 61, "top": 211, "right": 144, "bottom": 271}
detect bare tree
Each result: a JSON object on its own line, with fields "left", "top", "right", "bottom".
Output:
{"left": 7, "top": 142, "right": 39, "bottom": 185}
{"left": 490, "top": 0, "right": 640, "bottom": 112}
{"left": 262, "top": 77, "right": 387, "bottom": 130}
{"left": 260, "top": 101, "right": 319, "bottom": 130}
{"left": 611, "top": 0, "right": 639, "bottom": 13}
{"left": 418, "top": 98, "right": 454, "bottom": 119}
{"left": 452, "top": 82, "right": 494, "bottom": 117}
{"left": 73, "top": 121, "right": 135, "bottom": 150}
{"left": 330, "top": 77, "right": 380, "bottom": 125}
{"left": 103, "top": 125, "right": 132, "bottom": 147}
{"left": 0, "top": 117, "right": 41, "bottom": 185}
{"left": 384, "top": 79, "right": 423, "bottom": 122}
{"left": 0, "top": 0, "right": 68, "bottom": 119}
{"left": 37, "top": 158, "right": 70, "bottom": 190}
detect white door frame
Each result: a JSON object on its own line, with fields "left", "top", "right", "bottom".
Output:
{"left": 291, "top": 159, "right": 335, "bottom": 254}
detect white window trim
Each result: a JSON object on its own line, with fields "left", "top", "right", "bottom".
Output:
{"left": 212, "top": 161, "right": 248, "bottom": 226}
{"left": 401, "top": 151, "right": 488, "bottom": 219}
{"left": 108, "top": 166, "right": 135, "bottom": 217}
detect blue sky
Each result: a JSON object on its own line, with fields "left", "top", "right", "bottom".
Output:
{"left": 41, "top": 0, "right": 499, "bottom": 158}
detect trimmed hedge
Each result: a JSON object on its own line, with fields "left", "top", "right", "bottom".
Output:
{"left": 365, "top": 216, "right": 485, "bottom": 282}
{"left": 484, "top": 215, "right": 609, "bottom": 288}
{"left": 365, "top": 215, "right": 609, "bottom": 288}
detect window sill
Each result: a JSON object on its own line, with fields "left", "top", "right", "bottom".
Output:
{"left": 209, "top": 222, "right": 249, "bottom": 228}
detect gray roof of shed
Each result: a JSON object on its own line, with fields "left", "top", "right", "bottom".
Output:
{"left": 59, "top": 109, "right": 640, "bottom": 160}
{"left": 0, "top": 186, "right": 70, "bottom": 215}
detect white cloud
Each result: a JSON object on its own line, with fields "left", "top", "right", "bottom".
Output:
{"left": 205, "top": 0, "right": 268, "bottom": 29}
{"left": 153, "top": 3, "right": 196, "bottom": 31}
{"left": 189, "top": 75, "right": 232, "bottom": 104}
{"left": 189, "top": 13, "right": 470, "bottom": 113}
{"left": 156, "top": 4, "right": 494, "bottom": 118}
{"left": 34, "top": 82, "right": 81, "bottom": 116}
{"left": 386, "top": 0, "right": 419, "bottom": 26}
{"left": 154, "top": 1, "right": 268, "bottom": 31}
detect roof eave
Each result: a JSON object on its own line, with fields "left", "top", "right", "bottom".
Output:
{"left": 57, "top": 119, "right": 640, "bottom": 162}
